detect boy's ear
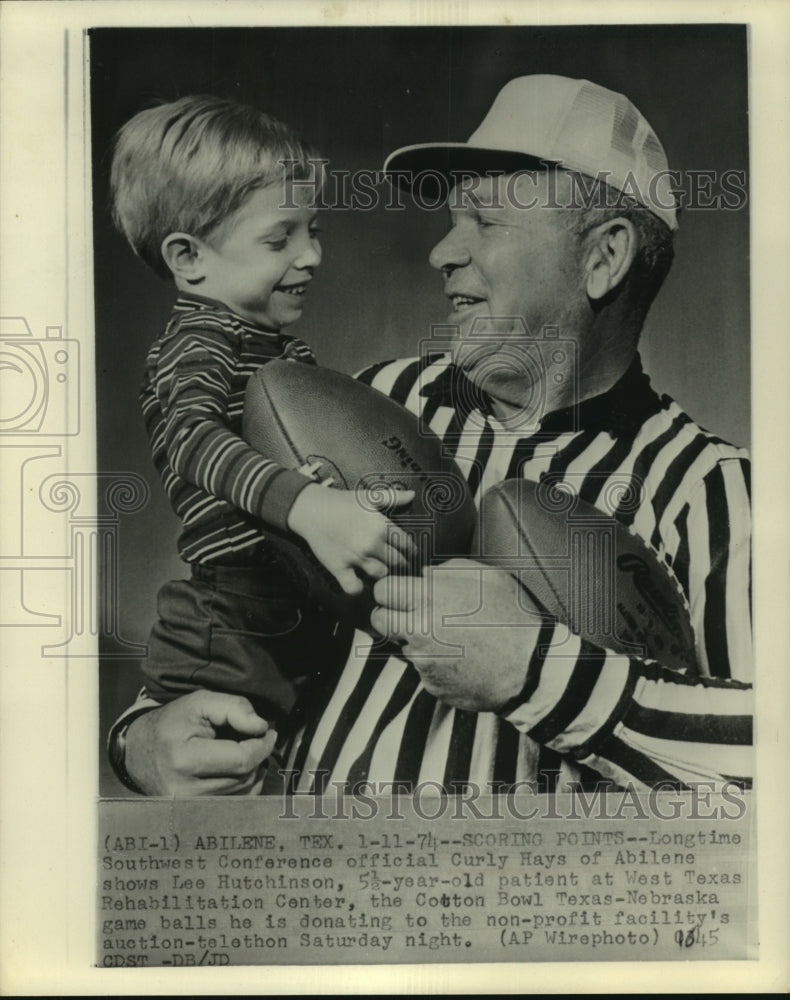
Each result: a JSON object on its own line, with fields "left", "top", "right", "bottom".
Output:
{"left": 160, "top": 233, "right": 207, "bottom": 285}
{"left": 583, "top": 218, "right": 638, "bottom": 301}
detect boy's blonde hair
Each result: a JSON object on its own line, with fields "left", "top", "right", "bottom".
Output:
{"left": 110, "top": 95, "right": 321, "bottom": 279}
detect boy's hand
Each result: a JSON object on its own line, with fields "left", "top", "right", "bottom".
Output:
{"left": 287, "top": 484, "right": 418, "bottom": 595}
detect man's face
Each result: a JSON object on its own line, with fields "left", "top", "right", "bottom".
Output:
{"left": 429, "top": 173, "right": 589, "bottom": 413}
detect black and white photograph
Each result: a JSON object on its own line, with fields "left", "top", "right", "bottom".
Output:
{"left": 0, "top": 1, "right": 788, "bottom": 994}
{"left": 95, "top": 22, "right": 753, "bottom": 799}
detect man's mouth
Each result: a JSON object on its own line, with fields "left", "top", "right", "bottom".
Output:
{"left": 448, "top": 293, "right": 485, "bottom": 311}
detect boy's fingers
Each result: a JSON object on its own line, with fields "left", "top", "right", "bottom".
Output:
{"left": 384, "top": 546, "right": 410, "bottom": 573}
{"left": 376, "top": 488, "right": 415, "bottom": 510}
{"left": 358, "top": 557, "right": 388, "bottom": 580}
{"left": 386, "top": 525, "right": 419, "bottom": 561}
{"left": 334, "top": 568, "right": 365, "bottom": 596}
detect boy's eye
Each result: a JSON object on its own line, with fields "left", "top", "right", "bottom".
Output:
{"left": 309, "top": 226, "right": 322, "bottom": 239}
{"left": 267, "top": 237, "right": 289, "bottom": 251}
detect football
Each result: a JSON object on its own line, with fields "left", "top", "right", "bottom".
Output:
{"left": 243, "top": 360, "right": 477, "bottom": 625}
{"left": 473, "top": 478, "right": 698, "bottom": 672}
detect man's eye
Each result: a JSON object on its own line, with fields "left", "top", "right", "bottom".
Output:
{"left": 309, "top": 226, "right": 322, "bottom": 240}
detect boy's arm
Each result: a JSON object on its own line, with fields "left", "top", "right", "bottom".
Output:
{"left": 151, "top": 323, "right": 312, "bottom": 530}
{"left": 149, "top": 322, "right": 416, "bottom": 592}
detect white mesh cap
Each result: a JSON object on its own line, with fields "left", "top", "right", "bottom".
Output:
{"left": 384, "top": 75, "right": 678, "bottom": 231}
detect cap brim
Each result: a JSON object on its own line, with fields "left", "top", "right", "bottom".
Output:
{"left": 383, "top": 142, "right": 558, "bottom": 192}
{"left": 384, "top": 142, "right": 678, "bottom": 230}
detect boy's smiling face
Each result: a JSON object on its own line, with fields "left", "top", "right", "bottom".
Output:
{"left": 187, "top": 181, "right": 322, "bottom": 330}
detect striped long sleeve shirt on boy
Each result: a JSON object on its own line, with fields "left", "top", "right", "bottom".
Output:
{"left": 140, "top": 294, "right": 315, "bottom": 565}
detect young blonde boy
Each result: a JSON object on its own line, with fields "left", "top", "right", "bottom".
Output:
{"left": 110, "top": 95, "right": 413, "bottom": 790}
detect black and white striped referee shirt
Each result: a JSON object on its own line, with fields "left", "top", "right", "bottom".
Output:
{"left": 113, "top": 351, "right": 753, "bottom": 793}
{"left": 281, "top": 352, "right": 752, "bottom": 793}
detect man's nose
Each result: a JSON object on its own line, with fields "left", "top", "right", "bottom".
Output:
{"left": 429, "top": 228, "right": 470, "bottom": 272}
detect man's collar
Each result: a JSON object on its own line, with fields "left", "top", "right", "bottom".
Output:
{"left": 419, "top": 354, "right": 662, "bottom": 437}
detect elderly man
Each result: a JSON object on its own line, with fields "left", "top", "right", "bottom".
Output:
{"left": 111, "top": 75, "right": 752, "bottom": 796}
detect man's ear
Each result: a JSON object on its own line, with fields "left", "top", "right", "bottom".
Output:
{"left": 160, "top": 233, "right": 207, "bottom": 285}
{"left": 583, "top": 218, "right": 638, "bottom": 301}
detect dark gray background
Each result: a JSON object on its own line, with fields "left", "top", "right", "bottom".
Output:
{"left": 91, "top": 25, "right": 749, "bottom": 792}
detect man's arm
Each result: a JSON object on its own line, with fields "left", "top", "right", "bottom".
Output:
{"left": 670, "top": 456, "right": 752, "bottom": 682}
{"left": 109, "top": 690, "right": 276, "bottom": 796}
{"left": 369, "top": 440, "right": 752, "bottom": 789}
{"left": 371, "top": 558, "right": 752, "bottom": 789}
